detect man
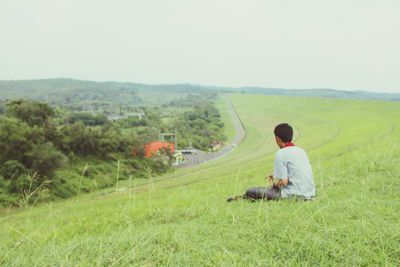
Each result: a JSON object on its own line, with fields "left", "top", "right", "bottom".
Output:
{"left": 267, "top": 123, "right": 315, "bottom": 200}
{"left": 227, "top": 123, "right": 315, "bottom": 202}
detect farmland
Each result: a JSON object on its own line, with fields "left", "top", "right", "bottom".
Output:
{"left": 1, "top": 94, "right": 399, "bottom": 266}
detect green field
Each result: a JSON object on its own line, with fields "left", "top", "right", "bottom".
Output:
{"left": 1, "top": 94, "right": 399, "bottom": 266}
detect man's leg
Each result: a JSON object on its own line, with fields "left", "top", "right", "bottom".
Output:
{"left": 266, "top": 186, "right": 281, "bottom": 200}
{"left": 227, "top": 186, "right": 281, "bottom": 202}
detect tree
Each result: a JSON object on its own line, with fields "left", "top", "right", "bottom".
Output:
{"left": 6, "top": 99, "right": 55, "bottom": 127}
{"left": 67, "top": 112, "right": 109, "bottom": 126}
{"left": 58, "top": 122, "right": 98, "bottom": 155}
{"left": 24, "top": 142, "right": 67, "bottom": 178}
{"left": 0, "top": 117, "right": 34, "bottom": 164}
{"left": 0, "top": 101, "right": 5, "bottom": 114}
{"left": 0, "top": 160, "right": 27, "bottom": 180}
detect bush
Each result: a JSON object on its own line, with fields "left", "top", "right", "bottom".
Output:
{"left": 6, "top": 99, "right": 55, "bottom": 127}
{"left": 8, "top": 173, "right": 49, "bottom": 196}
{"left": 0, "top": 160, "right": 27, "bottom": 180}
{"left": 51, "top": 174, "right": 80, "bottom": 199}
{"left": 0, "top": 175, "right": 7, "bottom": 191}
{"left": 0, "top": 192, "right": 19, "bottom": 207}
{"left": 67, "top": 112, "right": 109, "bottom": 126}
{"left": 8, "top": 175, "right": 33, "bottom": 193}
{"left": 24, "top": 143, "right": 67, "bottom": 178}
{"left": 0, "top": 117, "right": 34, "bottom": 163}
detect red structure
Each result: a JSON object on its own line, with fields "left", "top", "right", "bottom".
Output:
{"left": 144, "top": 141, "right": 175, "bottom": 158}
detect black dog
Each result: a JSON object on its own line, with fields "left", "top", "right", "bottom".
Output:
{"left": 227, "top": 186, "right": 281, "bottom": 202}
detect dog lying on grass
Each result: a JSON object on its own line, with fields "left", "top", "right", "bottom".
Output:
{"left": 227, "top": 186, "right": 281, "bottom": 202}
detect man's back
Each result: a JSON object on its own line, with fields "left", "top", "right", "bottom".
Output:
{"left": 274, "top": 146, "right": 315, "bottom": 199}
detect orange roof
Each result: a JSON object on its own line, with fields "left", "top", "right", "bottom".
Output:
{"left": 144, "top": 141, "right": 175, "bottom": 158}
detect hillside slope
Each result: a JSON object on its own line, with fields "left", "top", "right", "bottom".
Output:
{"left": 234, "top": 86, "right": 400, "bottom": 101}
{"left": 1, "top": 94, "right": 399, "bottom": 266}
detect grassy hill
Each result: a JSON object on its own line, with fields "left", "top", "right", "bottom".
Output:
{"left": 228, "top": 87, "right": 400, "bottom": 101}
{"left": 1, "top": 94, "right": 399, "bottom": 266}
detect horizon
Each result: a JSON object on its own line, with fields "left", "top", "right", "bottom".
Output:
{"left": 1, "top": 77, "right": 399, "bottom": 95}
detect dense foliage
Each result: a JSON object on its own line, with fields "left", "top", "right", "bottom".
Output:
{"left": 66, "top": 112, "right": 109, "bottom": 126}
{"left": 174, "top": 102, "right": 226, "bottom": 150}
{"left": 0, "top": 100, "right": 173, "bottom": 206}
{"left": 0, "top": 95, "right": 227, "bottom": 206}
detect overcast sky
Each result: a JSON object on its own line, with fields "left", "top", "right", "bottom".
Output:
{"left": 1, "top": 0, "right": 399, "bottom": 93}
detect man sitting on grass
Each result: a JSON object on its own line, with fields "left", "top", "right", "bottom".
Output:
{"left": 227, "top": 123, "right": 315, "bottom": 202}
{"left": 267, "top": 122, "right": 315, "bottom": 200}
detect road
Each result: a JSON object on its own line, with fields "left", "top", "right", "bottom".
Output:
{"left": 176, "top": 95, "right": 246, "bottom": 168}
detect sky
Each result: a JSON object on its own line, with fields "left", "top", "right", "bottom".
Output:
{"left": 1, "top": 0, "right": 399, "bottom": 93}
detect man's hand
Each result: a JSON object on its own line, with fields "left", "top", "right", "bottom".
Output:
{"left": 272, "top": 178, "right": 289, "bottom": 189}
{"left": 266, "top": 174, "right": 273, "bottom": 182}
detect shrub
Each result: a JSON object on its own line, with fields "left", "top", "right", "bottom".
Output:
{"left": 0, "top": 117, "right": 33, "bottom": 163}
{"left": 67, "top": 112, "right": 109, "bottom": 126}
{"left": 0, "top": 160, "right": 27, "bottom": 180}
{"left": 6, "top": 99, "right": 55, "bottom": 127}
{"left": 51, "top": 174, "right": 80, "bottom": 199}
{"left": 24, "top": 143, "right": 67, "bottom": 178}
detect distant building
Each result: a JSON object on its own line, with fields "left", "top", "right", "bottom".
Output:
{"left": 144, "top": 141, "right": 175, "bottom": 158}
{"left": 173, "top": 151, "right": 185, "bottom": 166}
{"left": 107, "top": 114, "right": 125, "bottom": 121}
{"left": 211, "top": 141, "right": 224, "bottom": 151}
{"left": 107, "top": 111, "right": 145, "bottom": 122}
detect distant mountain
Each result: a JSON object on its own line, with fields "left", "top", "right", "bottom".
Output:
{"left": 0, "top": 78, "right": 210, "bottom": 107}
{"left": 0, "top": 78, "right": 399, "bottom": 103}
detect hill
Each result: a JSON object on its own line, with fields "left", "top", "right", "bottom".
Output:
{"left": 1, "top": 94, "right": 399, "bottom": 265}
{"left": 230, "top": 86, "right": 400, "bottom": 101}
{"left": 0, "top": 78, "right": 211, "bottom": 108}
{"left": 0, "top": 79, "right": 399, "bottom": 105}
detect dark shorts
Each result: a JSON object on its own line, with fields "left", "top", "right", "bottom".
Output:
{"left": 244, "top": 186, "right": 281, "bottom": 201}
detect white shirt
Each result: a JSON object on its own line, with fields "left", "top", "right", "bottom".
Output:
{"left": 273, "top": 146, "right": 316, "bottom": 199}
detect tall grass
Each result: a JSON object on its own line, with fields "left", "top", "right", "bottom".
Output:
{"left": 17, "top": 173, "right": 51, "bottom": 209}
{"left": 76, "top": 163, "right": 89, "bottom": 201}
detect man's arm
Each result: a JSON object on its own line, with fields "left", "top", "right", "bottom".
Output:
{"left": 272, "top": 152, "right": 288, "bottom": 189}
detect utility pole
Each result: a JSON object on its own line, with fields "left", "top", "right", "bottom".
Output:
{"left": 159, "top": 128, "right": 178, "bottom": 150}
{"left": 175, "top": 128, "right": 178, "bottom": 150}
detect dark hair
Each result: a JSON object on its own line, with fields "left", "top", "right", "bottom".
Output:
{"left": 274, "top": 123, "right": 293, "bottom": 143}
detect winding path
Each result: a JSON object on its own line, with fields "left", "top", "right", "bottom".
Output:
{"left": 176, "top": 95, "right": 246, "bottom": 168}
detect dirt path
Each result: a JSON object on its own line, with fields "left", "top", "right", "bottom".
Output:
{"left": 177, "top": 95, "right": 246, "bottom": 168}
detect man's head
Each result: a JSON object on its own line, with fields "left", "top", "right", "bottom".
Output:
{"left": 274, "top": 123, "right": 293, "bottom": 148}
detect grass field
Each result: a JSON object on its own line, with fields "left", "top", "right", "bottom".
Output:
{"left": 1, "top": 94, "right": 399, "bottom": 266}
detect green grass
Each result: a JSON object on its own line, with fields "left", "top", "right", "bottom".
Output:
{"left": 1, "top": 94, "right": 399, "bottom": 266}
{"left": 216, "top": 95, "right": 236, "bottom": 143}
